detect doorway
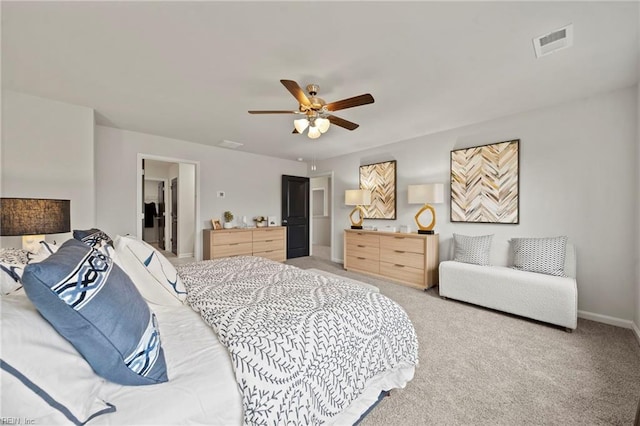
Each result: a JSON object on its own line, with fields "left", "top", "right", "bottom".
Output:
{"left": 137, "top": 155, "right": 200, "bottom": 261}
{"left": 142, "top": 177, "right": 168, "bottom": 252}
{"left": 310, "top": 174, "right": 333, "bottom": 262}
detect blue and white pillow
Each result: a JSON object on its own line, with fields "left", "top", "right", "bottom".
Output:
{"left": 73, "top": 228, "right": 114, "bottom": 248}
{"left": 114, "top": 235, "right": 187, "bottom": 306}
{"left": 0, "top": 248, "right": 30, "bottom": 295}
{"left": 1, "top": 242, "right": 59, "bottom": 295}
{"left": 21, "top": 238, "right": 168, "bottom": 386}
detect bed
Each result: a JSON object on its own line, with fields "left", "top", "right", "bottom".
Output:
{"left": 0, "top": 232, "right": 418, "bottom": 425}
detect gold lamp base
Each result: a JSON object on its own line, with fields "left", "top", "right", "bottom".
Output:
{"left": 22, "top": 235, "right": 44, "bottom": 254}
{"left": 414, "top": 204, "right": 436, "bottom": 234}
{"left": 349, "top": 206, "right": 365, "bottom": 229}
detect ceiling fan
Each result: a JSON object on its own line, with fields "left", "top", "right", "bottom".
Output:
{"left": 248, "top": 80, "right": 375, "bottom": 138}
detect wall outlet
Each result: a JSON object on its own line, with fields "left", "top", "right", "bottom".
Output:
{"left": 217, "top": 191, "right": 225, "bottom": 198}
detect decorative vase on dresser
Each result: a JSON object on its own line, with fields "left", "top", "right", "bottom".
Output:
{"left": 343, "top": 229, "right": 439, "bottom": 290}
{"left": 203, "top": 227, "right": 287, "bottom": 262}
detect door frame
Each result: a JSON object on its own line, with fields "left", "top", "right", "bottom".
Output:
{"left": 309, "top": 170, "right": 335, "bottom": 262}
{"left": 136, "top": 153, "right": 201, "bottom": 260}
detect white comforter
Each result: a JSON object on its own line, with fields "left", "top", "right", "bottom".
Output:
{"left": 179, "top": 256, "right": 419, "bottom": 426}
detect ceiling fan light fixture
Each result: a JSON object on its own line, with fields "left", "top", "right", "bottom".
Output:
{"left": 308, "top": 126, "right": 321, "bottom": 139}
{"left": 315, "top": 118, "right": 330, "bottom": 133}
{"left": 294, "top": 118, "right": 309, "bottom": 133}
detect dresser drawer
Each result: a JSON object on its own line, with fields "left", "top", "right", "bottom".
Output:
{"left": 253, "top": 228, "right": 284, "bottom": 242}
{"left": 380, "top": 247, "right": 424, "bottom": 269}
{"left": 253, "top": 239, "right": 282, "bottom": 253}
{"left": 254, "top": 249, "right": 285, "bottom": 262}
{"left": 379, "top": 235, "right": 425, "bottom": 254}
{"left": 212, "top": 231, "right": 252, "bottom": 246}
{"left": 212, "top": 242, "right": 253, "bottom": 258}
{"left": 379, "top": 261, "right": 424, "bottom": 286}
{"left": 346, "top": 232, "right": 379, "bottom": 247}
{"left": 346, "top": 242, "right": 379, "bottom": 261}
{"left": 346, "top": 255, "right": 379, "bottom": 274}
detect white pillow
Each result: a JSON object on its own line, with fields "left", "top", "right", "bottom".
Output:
{"left": 0, "top": 243, "right": 59, "bottom": 295}
{"left": 0, "top": 292, "right": 115, "bottom": 423}
{"left": 114, "top": 235, "right": 187, "bottom": 306}
{"left": 511, "top": 236, "right": 568, "bottom": 277}
{"left": 0, "top": 248, "right": 29, "bottom": 295}
{"left": 453, "top": 234, "right": 493, "bottom": 266}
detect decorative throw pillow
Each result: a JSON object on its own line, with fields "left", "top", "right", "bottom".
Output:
{"left": 1, "top": 293, "right": 115, "bottom": 423}
{"left": 453, "top": 234, "right": 493, "bottom": 266}
{"left": 27, "top": 240, "right": 60, "bottom": 264}
{"left": 0, "top": 243, "right": 59, "bottom": 295}
{"left": 73, "top": 228, "right": 114, "bottom": 248}
{"left": 114, "top": 235, "right": 187, "bottom": 306}
{"left": 0, "top": 248, "right": 30, "bottom": 294}
{"left": 21, "top": 238, "right": 168, "bottom": 386}
{"left": 511, "top": 236, "right": 568, "bottom": 277}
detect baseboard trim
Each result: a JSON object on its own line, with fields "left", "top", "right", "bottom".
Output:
{"left": 332, "top": 257, "right": 344, "bottom": 264}
{"left": 577, "top": 310, "right": 634, "bottom": 329}
{"left": 633, "top": 322, "right": 640, "bottom": 346}
{"left": 178, "top": 252, "right": 193, "bottom": 259}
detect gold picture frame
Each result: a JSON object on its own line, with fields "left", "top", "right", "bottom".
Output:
{"left": 359, "top": 160, "right": 397, "bottom": 220}
{"left": 211, "top": 219, "right": 222, "bottom": 230}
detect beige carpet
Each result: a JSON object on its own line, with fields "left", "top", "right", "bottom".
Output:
{"left": 287, "top": 256, "right": 640, "bottom": 425}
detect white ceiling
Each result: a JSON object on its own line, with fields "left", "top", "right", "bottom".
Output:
{"left": 2, "top": 1, "right": 638, "bottom": 162}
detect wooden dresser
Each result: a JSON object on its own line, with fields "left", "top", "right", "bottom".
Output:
{"left": 203, "top": 227, "right": 286, "bottom": 262}
{"left": 343, "top": 229, "right": 439, "bottom": 290}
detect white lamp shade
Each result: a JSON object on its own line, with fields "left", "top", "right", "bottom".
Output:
{"left": 345, "top": 189, "right": 372, "bottom": 206}
{"left": 315, "top": 118, "right": 330, "bottom": 133}
{"left": 308, "top": 125, "right": 321, "bottom": 139}
{"left": 294, "top": 118, "right": 309, "bottom": 133}
{"left": 408, "top": 183, "right": 444, "bottom": 204}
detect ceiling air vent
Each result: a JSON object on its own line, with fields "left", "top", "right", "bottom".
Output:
{"left": 533, "top": 24, "right": 573, "bottom": 58}
{"left": 218, "top": 140, "right": 243, "bottom": 149}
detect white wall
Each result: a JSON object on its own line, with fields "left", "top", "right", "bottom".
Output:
{"left": 317, "top": 86, "right": 638, "bottom": 325}
{"left": 1, "top": 91, "right": 94, "bottom": 248}
{"left": 94, "top": 125, "right": 307, "bottom": 259}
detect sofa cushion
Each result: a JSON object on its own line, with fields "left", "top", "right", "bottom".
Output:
{"left": 439, "top": 260, "right": 577, "bottom": 329}
{"left": 453, "top": 234, "right": 493, "bottom": 266}
{"left": 511, "top": 236, "right": 567, "bottom": 277}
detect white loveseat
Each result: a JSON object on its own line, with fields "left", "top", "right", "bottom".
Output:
{"left": 439, "top": 242, "right": 577, "bottom": 330}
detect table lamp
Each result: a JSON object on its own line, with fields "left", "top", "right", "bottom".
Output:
{"left": 344, "top": 189, "right": 371, "bottom": 229}
{"left": 0, "top": 198, "right": 71, "bottom": 253}
{"left": 407, "top": 184, "right": 444, "bottom": 234}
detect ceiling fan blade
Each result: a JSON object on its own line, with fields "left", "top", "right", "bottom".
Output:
{"left": 248, "top": 110, "right": 299, "bottom": 114}
{"left": 280, "top": 80, "right": 311, "bottom": 107}
{"left": 325, "top": 94, "right": 374, "bottom": 112}
{"left": 327, "top": 114, "right": 359, "bottom": 131}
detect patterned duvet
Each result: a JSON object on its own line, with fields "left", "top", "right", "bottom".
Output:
{"left": 178, "top": 256, "right": 418, "bottom": 425}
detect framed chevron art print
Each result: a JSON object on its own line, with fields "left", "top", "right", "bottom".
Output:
{"left": 359, "top": 160, "right": 397, "bottom": 220}
{"left": 450, "top": 140, "right": 519, "bottom": 224}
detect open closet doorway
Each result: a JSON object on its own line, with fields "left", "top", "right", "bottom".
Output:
{"left": 310, "top": 173, "right": 333, "bottom": 262}
{"left": 137, "top": 155, "right": 201, "bottom": 262}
